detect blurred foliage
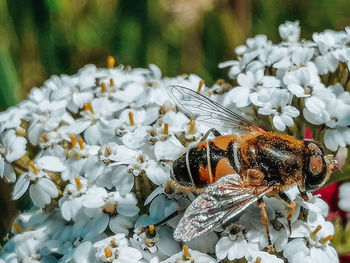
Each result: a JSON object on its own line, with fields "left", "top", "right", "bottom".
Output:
{"left": 0, "top": 0, "right": 350, "bottom": 111}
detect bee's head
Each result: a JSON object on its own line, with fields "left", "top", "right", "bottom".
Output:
{"left": 302, "top": 140, "right": 335, "bottom": 191}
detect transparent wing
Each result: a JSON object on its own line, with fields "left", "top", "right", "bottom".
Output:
{"left": 173, "top": 174, "right": 273, "bottom": 242}
{"left": 166, "top": 85, "right": 262, "bottom": 133}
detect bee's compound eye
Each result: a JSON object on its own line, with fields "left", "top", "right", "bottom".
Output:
{"left": 309, "top": 155, "right": 324, "bottom": 175}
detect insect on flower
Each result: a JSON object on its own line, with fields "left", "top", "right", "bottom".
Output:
{"left": 163, "top": 85, "right": 336, "bottom": 251}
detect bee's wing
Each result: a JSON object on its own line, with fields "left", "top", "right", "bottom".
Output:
{"left": 173, "top": 173, "right": 273, "bottom": 242}
{"left": 166, "top": 85, "right": 263, "bottom": 133}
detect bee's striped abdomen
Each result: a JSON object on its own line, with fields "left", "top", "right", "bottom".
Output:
{"left": 172, "top": 135, "right": 239, "bottom": 187}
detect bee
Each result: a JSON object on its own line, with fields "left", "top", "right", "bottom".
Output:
{"left": 165, "top": 85, "right": 335, "bottom": 249}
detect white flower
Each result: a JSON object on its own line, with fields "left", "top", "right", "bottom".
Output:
{"left": 48, "top": 74, "right": 94, "bottom": 114}
{"left": 324, "top": 127, "right": 350, "bottom": 151}
{"left": 313, "top": 31, "right": 339, "bottom": 74}
{"left": 257, "top": 88, "right": 299, "bottom": 131}
{"left": 94, "top": 234, "right": 143, "bottom": 263}
{"left": 218, "top": 60, "right": 243, "bottom": 78}
{"left": 12, "top": 156, "right": 65, "bottom": 207}
{"left": 9, "top": 229, "right": 46, "bottom": 262}
{"left": 279, "top": 21, "right": 300, "bottom": 44}
{"left": 161, "top": 247, "right": 216, "bottom": 263}
{"left": 27, "top": 98, "right": 68, "bottom": 145}
{"left": 0, "top": 129, "right": 27, "bottom": 163}
{"left": 227, "top": 70, "right": 282, "bottom": 108}
{"left": 215, "top": 224, "right": 250, "bottom": 261}
{"left": 59, "top": 177, "right": 88, "bottom": 221}
{"left": 130, "top": 225, "right": 181, "bottom": 261}
{"left": 283, "top": 238, "right": 338, "bottom": 263}
{"left": 0, "top": 130, "right": 27, "bottom": 183}
{"left": 82, "top": 187, "right": 138, "bottom": 235}
{"left": 237, "top": 35, "right": 272, "bottom": 67}
{"left": 282, "top": 62, "right": 320, "bottom": 98}
{"left": 0, "top": 106, "right": 28, "bottom": 133}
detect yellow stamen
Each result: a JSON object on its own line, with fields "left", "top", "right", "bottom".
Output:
{"left": 105, "top": 145, "right": 112, "bottom": 156}
{"left": 70, "top": 134, "right": 76, "bottom": 148}
{"left": 255, "top": 257, "right": 262, "bottom": 263}
{"left": 83, "top": 102, "right": 94, "bottom": 114}
{"left": 110, "top": 240, "right": 117, "bottom": 248}
{"left": 107, "top": 56, "right": 115, "bottom": 68}
{"left": 104, "top": 248, "right": 112, "bottom": 258}
{"left": 197, "top": 79, "right": 205, "bottom": 93}
{"left": 40, "top": 133, "right": 48, "bottom": 143}
{"left": 109, "top": 78, "right": 114, "bottom": 87}
{"left": 321, "top": 235, "right": 334, "bottom": 244}
{"left": 128, "top": 112, "right": 135, "bottom": 126}
{"left": 162, "top": 123, "right": 169, "bottom": 135}
{"left": 188, "top": 116, "right": 195, "bottom": 134}
{"left": 101, "top": 82, "right": 107, "bottom": 93}
{"left": 29, "top": 161, "right": 39, "bottom": 174}
{"left": 78, "top": 137, "right": 84, "bottom": 150}
{"left": 183, "top": 245, "right": 191, "bottom": 260}
{"left": 13, "top": 222, "right": 24, "bottom": 233}
{"left": 75, "top": 177, "right": 83, "bottom": 191}
{"left": 311, "top": 225, "right": 322, "bottom": 238}
{"left": 149, "top": 225, "right": 155, "bottom": 235}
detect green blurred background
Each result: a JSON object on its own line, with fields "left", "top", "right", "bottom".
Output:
{"left": 1, "top": 0, "right": 350, "bottom": 242}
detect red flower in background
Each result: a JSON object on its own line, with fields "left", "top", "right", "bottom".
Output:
{"left": 313, "top": 182, "right": 346, "bottom": 221}
{"left": 340, "top": 254, "right": 350, "bottom": 263}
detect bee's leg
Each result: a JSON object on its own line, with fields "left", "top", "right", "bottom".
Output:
{"left": 154, "top": 210, "right": 182, "bottom": 227}
{"left": 200, "top": 128, "right": 221, "bottom": 142}
{"left": 278, "top": 192, "right": 296, "bottom": 234}
{"left": 299, "top": 189, "right": 309, "bottom": 201}
{"left": 257, "top": 198, "right": 275, "bottom": 253}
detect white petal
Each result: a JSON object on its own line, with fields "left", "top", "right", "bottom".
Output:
{"left": 109, "top": 215, "right": 133, "bottom": 234}
{"left": 283, "top": 106, "right": 300, "bottom": 117}
{"left": 90, "top": 212, "right": 109, "bottom": 233}
{"left": 287, "top": 84, "right": 309, "bottom": 98}
{"left": 305, "top": 97, "right": 325, "bottom": 114}
{"left": 280, "top": 114, "right": 294, "bottom": 127}
{"left": 3, "top": 163, "right": 16, "bottom": 183}
{"left": 122, "top": 127, "right": 148, "bottom": 149}
{"left": 28, "top": 122, "right": 45, "bottom": 145}
{"left": 273, "top": 115, "right": 286, "bottom": 131}
{"left": 60, "top": 198, "right": 82, "bottom": 221}
{"left": 82, "top": 187, "right": 107, "bottom": 208}
{"left": 119, "top": 247, "right": 143, "bottom": 262}
{"left": 228, "top": 87, "right": 250, "bottom": 108}
{"left": 324, "top": 129, "right": 342, "bottom": 151}
{"left": 215, "top": 237, "right": 231, "bottom": 260}
{"left": 6, "top": 136, "right": 27, "bottom": 162}
{"left": 0, "top": 156, "right": 4, "bottom": 179}
{"left": 117, "top": 203, "right": 140, "bottom": 217}
{"left": 154, "top": 139, "right": 185, "bottom": 161}
{"left": 30, "top": 183, "right": 51, "bottom": 208}
{"left": 37, "top": 156, "right": 66, "bottom": 172}
{"left": 111, "top": 167, "right": 134, "bottom": 195}
{"left": 12, "top": 173, "right": 30, "bottom": 200}
{"left": 73, "top": 241, "right": 92, "bottom": 263}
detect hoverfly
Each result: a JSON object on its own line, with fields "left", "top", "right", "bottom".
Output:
{"left": 164, "top": 85, "right": 335, "bottom": 250}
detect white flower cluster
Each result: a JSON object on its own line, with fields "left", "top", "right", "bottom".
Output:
{"left": 219, "top": 21, "right": 350, "bottom": 151}
{"left": 0, "top": 22, "right": 344, "bottom": 263}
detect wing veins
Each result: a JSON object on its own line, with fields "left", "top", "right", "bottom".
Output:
{"left": 167, "top": 85, "right": 261, "bottom": 132}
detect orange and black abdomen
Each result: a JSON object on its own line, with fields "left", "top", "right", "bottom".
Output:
{"left": 172, "top": 135, "right": 238, "bottom": 188}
